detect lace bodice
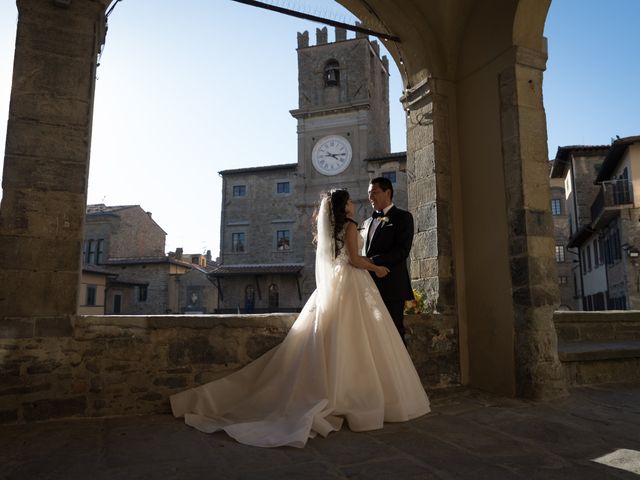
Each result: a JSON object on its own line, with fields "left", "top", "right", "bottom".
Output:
{"left": 334, "top": 223, "right": 364, "bottom": 266}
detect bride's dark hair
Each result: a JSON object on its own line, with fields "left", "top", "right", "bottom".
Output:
{"left": 313, "top": 188, "right": 350, "bottom": 256}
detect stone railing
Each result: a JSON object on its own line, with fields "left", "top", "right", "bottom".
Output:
{"left": 0, "top": 312, "right": 459, "bottom": 424}
{"left": 553, "top": 310, "right": 640, "bottom": 385}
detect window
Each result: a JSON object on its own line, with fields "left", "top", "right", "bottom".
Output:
{"left": 324, "top": 60, "right": 340, "bottom": 86}
{"left": 86, "top": 285, "right": 96, "bottom": 306}
{"left": 191, "top": 256, "right": 199, "bottom": 264}
{"left": 113, "top": 293, "right": 122, "bottom": 314}
{"left": 551, "top": 198, "right": 561, "bottom": 216}
{"left": 276, "top": 182, "right": 290, "bottom": 194}
{"left": 586, "top": 245, "right": 592, "bottom": 271}
{"left": 268, "top": 284, "right": 279, "bottom": 310}
{"left": 613, "top": 229, "right": 622, "bottom": 260}
{"left": 277, "top": 230, "right": 290, "bottom": 251}
{"left": 559, "top": 276, "right": 568, "bottom": 285}
{"left": 245, "top": 285, "right": 255, "bottom": 313}
{"left": 232, "top": 232, "right": 246, "bottom": 253}
{"left": 96, "top": 239, "right": 104, "bottom": 264}
{"left": 86, "top": 240, "right": 95, "bottom": 264}
{"left": 581, "top": 250, "right": 586, "bottom": 274}
{"left": 233, "top": 185, "right": 246, "bottom": 197}
{"left": 554, "top": 245, "right": 565, "bottom": 263}
{"left": 569, "top": 214, "right": 575, "bottom": 236}
{"left": 593, "top": 240, "right": 599, "bottom": 268}
{"left": 382, "top": 171, "right": 397, "bottom": 183}
{"left": 138, "top": 285, "right": 148, "bottom": 302}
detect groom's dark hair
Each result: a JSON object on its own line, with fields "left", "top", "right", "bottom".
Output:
{"left": 370, "top": 176, "right": 394, "bottom": 200}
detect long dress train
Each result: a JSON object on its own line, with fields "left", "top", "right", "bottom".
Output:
{"left": 170, "top": 225, "right": 430, "bottom": 448}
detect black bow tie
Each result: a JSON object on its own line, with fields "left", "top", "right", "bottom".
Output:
{"left": 372, "top": 210, "right": 385, "bottom": 219}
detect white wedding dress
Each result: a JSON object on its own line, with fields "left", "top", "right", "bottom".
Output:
{"left": 170, "top": 201, "right": 430, "bottom": 448}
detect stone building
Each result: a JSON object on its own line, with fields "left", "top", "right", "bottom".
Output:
{"left": 551, "top": 136, "right": 640, "bottom": 310}
{"left": 82, "top": 204, "right": 217, "bottom": 314}
{"left": 77, "top": 265, "right": 112, "bottom": 315}
{"left": 574, "top": 136, "right": 640, "bottom": 309}
{"left": 549, "top": 164, "right": 578, "bottom": 310}
{"left": 213, "top": 28, "right": 408, "bottom": 313}
{"left": 550, "top": 145, "right": 608, "bottom": 310}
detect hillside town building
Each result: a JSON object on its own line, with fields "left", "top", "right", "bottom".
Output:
{"left": 550, "top": 136, "right": 640, "bottom": 310}
{"left": 79, "top": 204, "right": 218, "bottom": 314}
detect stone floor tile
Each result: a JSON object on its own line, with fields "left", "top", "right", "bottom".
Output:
{"left": 340, "top": 457, "right": 440, "bottom": 479}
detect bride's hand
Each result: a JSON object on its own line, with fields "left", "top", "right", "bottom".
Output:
{"left": 375, "top": 266, "right": 390, "bottom": 278}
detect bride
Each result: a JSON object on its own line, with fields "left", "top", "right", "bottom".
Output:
{"left": 170, "top": 189, "right": 430, "bottom": 448}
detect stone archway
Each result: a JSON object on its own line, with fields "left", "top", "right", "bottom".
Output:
{"left": 338, "top": 0, "right": 565, "bottom": 398}
{"left": 0, "top": 0, "right": 566, "bottom": 399}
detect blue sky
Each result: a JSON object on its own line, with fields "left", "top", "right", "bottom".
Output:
{"left": 0, "top": 1, "right": 638, "bottom": 256}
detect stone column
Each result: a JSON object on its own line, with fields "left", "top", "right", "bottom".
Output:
{"left": 0, "top": 1, "right": 106, "bottom": 318}
{"left": 405, "top": 78, "right": 456, "bottom": 315}
{"left": 499, "top": 46, "right": 567, "bottom": 398}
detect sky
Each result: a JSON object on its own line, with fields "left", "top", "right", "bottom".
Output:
{"left": 0, "top": 0, "right": 638, "bottom": 257}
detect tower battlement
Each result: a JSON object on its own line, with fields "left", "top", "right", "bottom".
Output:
{"left": 297, "top": 23, "right": 376, "bottom": 50}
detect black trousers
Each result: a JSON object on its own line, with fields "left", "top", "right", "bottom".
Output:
{"left": 384, "top": 300, "right": 406, "bottom": 342}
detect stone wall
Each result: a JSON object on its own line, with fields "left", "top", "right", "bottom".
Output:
{"left": 553, "top": 310, "right": 640, "bottom": 385}
{"left": 0, "top": 312, "right": 458, "bottom": 424}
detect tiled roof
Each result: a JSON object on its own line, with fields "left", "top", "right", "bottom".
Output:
{"left": 86, "top": 204, "right": 137, "bottom": 214}
{"left": 550, "top": 145, "right": 610, "bottom": 178}
{"left": 219, "top": 163, "right": 298, "bottom": 175}
{"left": 82, "top": 265, "right": 115, "bottom": 275}
{"left": 364, "top": 151, "right": 407, "bottom": 162}
{"left": 596, "top": 136, "right": 640, "bottom": 183}
{"left": 104, "top": 256, "right": 213, "bottom": 273}
{"left": 210, "top": 263, "right": 305, "bottom": 276}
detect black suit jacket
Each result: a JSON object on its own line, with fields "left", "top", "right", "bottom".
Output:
{"left": 363, "top": 206, "right": 415, "bottom": 303}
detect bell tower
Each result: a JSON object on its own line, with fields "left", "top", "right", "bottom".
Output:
{"left": 290, "top": 26, "right": 392, "bottom": 298}
{"left": 290, "top": 26, "right": 391, "bottom": 197}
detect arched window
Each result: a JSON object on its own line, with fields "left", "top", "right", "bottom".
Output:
{"left": 268, "top": 284, "right": 279, "bottom": 310}
{"left": 324, "top": 60, "right": 340, "bottom": 86}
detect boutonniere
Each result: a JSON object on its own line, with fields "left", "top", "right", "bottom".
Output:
{"left": 379, "top": 216, "right": 390, "bottom": 224}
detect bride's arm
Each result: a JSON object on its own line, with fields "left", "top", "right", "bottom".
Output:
{"left": 344, "top": 223, "right": 389, "bottom": 277}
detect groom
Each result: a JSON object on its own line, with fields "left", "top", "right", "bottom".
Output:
{"left": 362, "top": 177, "right": 415, "bottom": 341}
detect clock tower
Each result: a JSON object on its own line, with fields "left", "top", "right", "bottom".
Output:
{"left": 291, "top": 27, "right": 390, "bottom": 197}
{"left": 290, "top": 26, "right": 393, "bottom": 297}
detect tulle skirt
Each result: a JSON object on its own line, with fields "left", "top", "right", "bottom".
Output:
{"left": 170, "top": 262, "right": 430, "bottom": 448}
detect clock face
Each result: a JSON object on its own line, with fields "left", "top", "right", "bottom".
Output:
{"left": 311, "top": 135, "right": 352, "bottom": 176}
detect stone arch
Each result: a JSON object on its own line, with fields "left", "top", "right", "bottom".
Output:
{"left": 0, "top": 0, "right": 565, "bottom": 399}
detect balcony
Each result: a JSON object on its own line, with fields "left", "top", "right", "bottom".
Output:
{"left": 590, "top": 179, "right": 634, "bottom": 228}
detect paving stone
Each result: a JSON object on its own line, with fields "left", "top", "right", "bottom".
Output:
{"left": 0, "top": 384, "right": 639, "bottom": 480}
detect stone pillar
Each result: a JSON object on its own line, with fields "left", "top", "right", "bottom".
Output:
{"left": 0, "top": 1, "right": 106, "bottom": 318}
{"left": 498, "top": 46, "right": 567, "bottom": 398}
{"left": 405, "top": 78, "right": 456, "bottom": 315}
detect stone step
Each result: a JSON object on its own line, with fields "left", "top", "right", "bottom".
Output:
{"left": 558, "top": 340, "right": 640, "bottom": 362}
{"left": 557, "top": 340, "right": 640, "bottom": 385}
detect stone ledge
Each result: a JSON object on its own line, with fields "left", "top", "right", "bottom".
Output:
{"left": 554, "top": 310, "right": 640, "bottom": 323}
{"left": 558, "top": 341, "right": 640, "bottom": 362}
{"left": 78, "top": 314, "right": 298, "bottom": 330}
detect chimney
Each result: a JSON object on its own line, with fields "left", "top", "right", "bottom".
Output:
{"left": 175, "top": 248, "right": 183, "bottom": 260}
